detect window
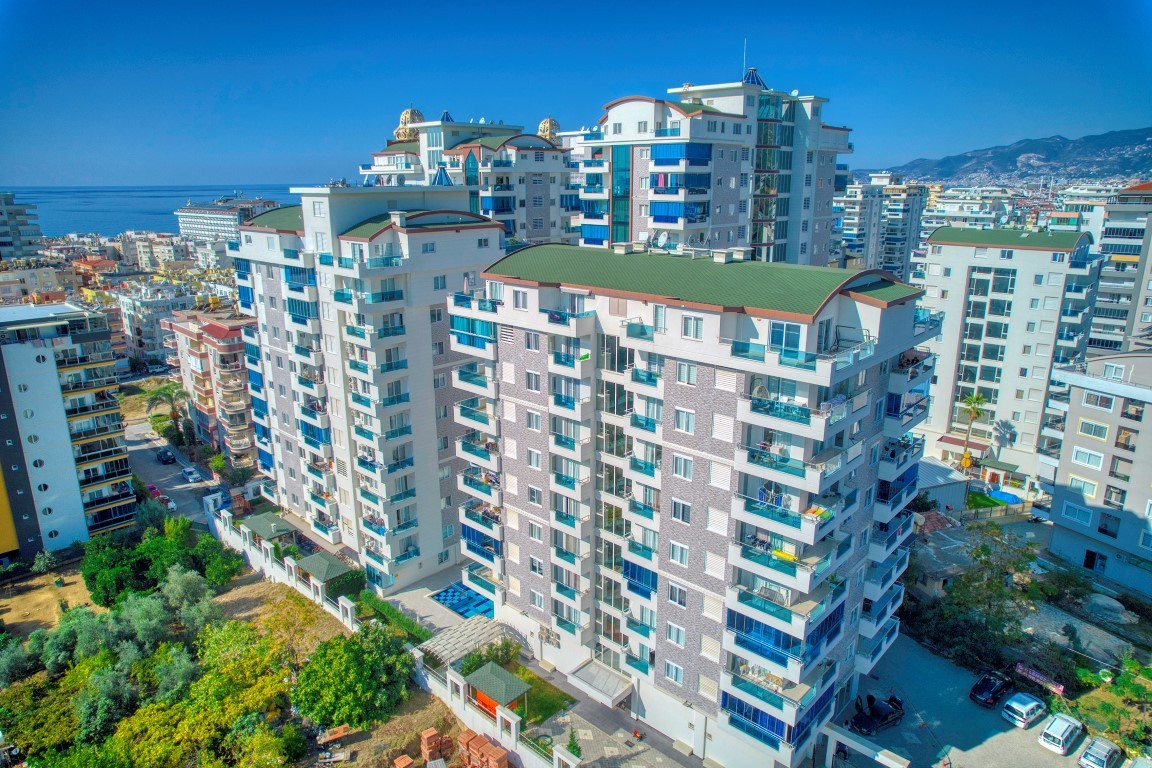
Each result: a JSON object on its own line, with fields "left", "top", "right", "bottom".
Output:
{"left": 637, "top": 120, "right": 648, "bottom": 133}
{"left": 433, "top": 373, "right": 447, "bottom": 388}
{"left": 677, "top": 362, "right": 697, "bottom": 385}
{"left": 442, "top": 524, "right": 454, "bottom": 539}
{"left": 526, "top": 410, "right": 542, "bottom": 431}
{"left": 433, "top": 341, "right": 445, "bottom": 355}
{"left": 528, "top": 487, "right": 543, "bottom": 506}
{"left": 528, "top": 521, "right": 543, "bottom": 540}
{"left": 530, "top": 557, "right": 544, "bottom": 575}
{"left": 673, "top": 455, "right": 693, "bottom": 480}
{"left": 437, "top": 436, "right": 449, "bottom": 450}
{"left": 421, "top": 242, "right": 436, "bottom": 253}
{"left": 1061, "top": 501, "right": 1092, "bottom": 526}
{"left": 681, "top": 315, "right": 703, "bottom": 340}
{"left": 1103, "top": 363, "right": 1125, "bottom": 380}
{"left": 525, "top": 371, "right": 541, "bottom": 392}
{"left": 525, "top": 331, "right": 540, "bottom": 350}
{"left": 530, "top": 590, "right": 544, "bottom": 609}
{"left": 478, "top": 238, "right": 489, "bottom": 248}
{"left": 1068, "top": 476, "right": 1098, "bottom": 499}
{"left": 669, "top": 542, "right": 689, "bottom": 566}
{"left": 674, "top": 408, "right": 695, "bottom": 434}
{"left": 612, "top": 122, "right": 622, "bottom": 134}
{"left": 527, "top": 449, "right": 541, "bottom": 469}
{"left": 664, "top": 660, "right": 684, "bottom": 685}
{"left": 436, "top": 405, "right": 448, "bottom": 420}
{"left": 513, "top": 289, "right": 528, "bottom": 309}
{"left": 1078, "top": 419, "right": 1108, "bottom": 440}
{"left": 671, "top": 499, "right": 691, "bottom": 523}
{"left": 666, "top": 623, "right": 686, "bottom": 646}
{"left": 1071, "top": 447, "right": 1104, "bottom": 470}
{"left": 668, "top": 583, "right": 687, "bottom": 607}
{"left": 429, "top": 307, "right": 443, "bottom": 323}
{"left": 1084, "top": 392, "right": 1115, "bottom": 411}
{"left": 432, "top": 275, "right": 447, "bottom": 290}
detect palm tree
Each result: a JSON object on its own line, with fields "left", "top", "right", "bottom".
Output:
{"left": 146, "top": 382, "right": 190, "bottom": 429}
{"left": 960, "top": 392, "right": 988, "bottom": 468}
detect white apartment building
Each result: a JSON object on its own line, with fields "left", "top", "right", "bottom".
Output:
{"left": 114, "top": 283, "right": 202, "bottom": 363}
{"left": 176, "top": 196, "right": 280, "bottom": 241}
{"left": 359, "top": 109, "right": 579, "bottom": 246}
{"left": 835, "top": 173, "right": 927, "bottom": 278}
{"left": 833, "top": 183, "right": 883, "bottom": 270}
{"left": 917, "top": 186, "right": 1025, "bottom": 249}
{"left": 1055, "top": 184, "right": 1120, "bottom": 246}
{"left": 568, "top": 69, "right": 853, "bottom": 265}
{"left": 235, "top": 186, "right": 506, "bottom": 592}
{"left": 448, "top": 242, "right": 939, "bottom": 767}
{"left": 0, "top": 263, "right": 69, "bottom": 303}
{"left": 918, "top": 228, "right": 1099, "bottom": 490}
{"left": 0, "top": 193, "right": 43, "bottom": 261}
{"left": 1089, "top": 181, "right": 1152, "bottom": 355}
{"left": 0, "top": 303, "right": 135, "bottom": 563}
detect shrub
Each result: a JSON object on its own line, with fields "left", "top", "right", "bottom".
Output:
{"left": 32, "top": 549, "right": 59, "bottom": 575}
{"left": 356, "top": 590, "right": 432, "bottom": 642}
{"left": 327, "top": 569, "right": 366, "bottom": 601}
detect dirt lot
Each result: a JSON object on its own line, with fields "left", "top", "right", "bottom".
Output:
{"left": 0, "top": 565, "right": 103, "bottom": 639}
{"left": 118, "top": 376, "right": 172, "bottom": 421}
{"left": 214, "top": 572, "right": 464, "bottom": 767}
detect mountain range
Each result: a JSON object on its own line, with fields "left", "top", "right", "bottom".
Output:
{"left": 858, "top": 126, "right": 1152, "bottom": 185}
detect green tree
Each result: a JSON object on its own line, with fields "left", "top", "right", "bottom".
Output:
{"left": 151, "top": 644, "right": 197, "bottom": 704}
{"left": 133, "top": 498, "right": 169, "bottom": 536}
{"left": 960, "top": 392, "right": 988, "bottom": 462}
{"left": 566, "top": 727, "right": 582, "bottom": 758}
{"left": 32, "top": 548, "right": 60, "bottom": 575}
{"left": 112, "top": 594, "right": 172, "bottom": 656}
{"left": 144, "top": 382, "right": 190, "bottom": 429}
{"left": 946, "top": 521, "right": 1037, "bottom": 636}
{"left": 0, "top": 639, "right": 42, "bottom": 685}
{"left": 192, "top": 534, "right": 245, "bottom": 587}
{"left": 208, "top": 453, "right": 228, "bottom": 476}
{"left": 75, "top": 665, "right": 137, "bottom": 743}
{"left": 81, "top": 533, "right": 147, "bottom": 607}
{"left": 292, "top": 622, "right": 413, "bottom": 728}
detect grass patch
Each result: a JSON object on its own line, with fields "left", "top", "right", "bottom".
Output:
{"left": 355, "top": 590, "right": 433, "bottom": 642}
{"left": 507, "top": 663, "right": 575, "bottom": 725}
{"left": 967, "top": 491, "right": 1006, "bottom": 509}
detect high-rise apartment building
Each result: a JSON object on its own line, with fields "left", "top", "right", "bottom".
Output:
{"left": 1045, "top": 354, "right": 1151, "bottom": 598}
{"left": 1055, "top": 184, "right": 1120, "bottom": 246}
{"left": 113, "top": 283, "right": 202, "bottom": 363}
{"left": 835, "top": 173, "right": 928, "bottom": 278}
{"left": 359, "top": 109, "right": 579, "bottom": 246}
{"left": 0, "top": 193, "right": 43, "bottom": 261}
{"left": 448, "top": 242, "right": 938, "bottom": 767}
{"left": 917, "top": 228, "right": 1099, "bottom": 490}
{"left": 161, "top": 305, "right": 257, "bottom": 467}
{"left": 236, "top": 186, "right": 505, "bottom": 590}
{"left": 176, "top": 196, "right": 280, "bottom": 241}
{"left": 0, "top": 303, "right": 135, "bottom": 562}
{"left": 1088, "top": 182, "right": 1152, "bottom": 354}
{"left": 917, "top": 186, "right": 1025, "bottom": 249}
{"left": 567, "top": 69, "right": 853, "bottom": 264}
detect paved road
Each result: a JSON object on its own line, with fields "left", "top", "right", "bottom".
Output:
{"left": 839, "top": 634, "right": 1072, "bottom": 768}
{"left": 124, "top": 421, "right": 211, "bottom": 524}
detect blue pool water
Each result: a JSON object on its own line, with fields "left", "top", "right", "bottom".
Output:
{"left": 990, "top": 489, "right": 1023, "bottom": 504}
{"left": 431, "top": 581, "right": 494, "bottom": 619}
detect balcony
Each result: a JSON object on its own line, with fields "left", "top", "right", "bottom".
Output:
{"left": 869, "top": 517, "right": 914, "bottom": 563}
{"left": 628, "top": 456, "right": 658, "bottom": 477}
{"left": 452, "top": 292, "right": 502, "bottom": 313}
{"left": 883, "top": 396, "right": 930, "bottom": 437}
{"left": 460, "top": 468, "right": 502, "bottom": 505}
{"left": 551, "top": 392, "right": 589, "bottom": 413}
{"left": 730, "top": 535, "right": 840, "bottom": 594}
{"left": 452, "top": 366, "right": 495, "bottom": 397}
{"left": 878, "top": 435, "right": 925, "bottom": 483}
{"left": 856, "top": 618, "right": 900, "bottom": 675}
{"left": 464, "top": 562, "right": 502, "bottom": 596}
{"left": 860, "top": 583, "right": 905, "bottom": 638}
{"left": 629, "top": 367, "right": 662, "bottom": 390}
{"left": 889, "top": 348, "right": 935, "bottom": 393}
{"left": 456, "top": 398, "right": 497, "bottom": 430}
{"left": 64, "top": 398, "right": 120, "bottom": 418}
{"left": 625, "top": 322, "right": 655, "bottom": 341}
{"left": 865, "top": 548, "right": 910, "bottom": 601}
{"left": 729, "top": 578, "right": 848, "bottom": 637}
{"left": 456, "top": 436, "right": 499, "bottom": 470}
{"left": 461, "top": 499, "right": 503, "bottom": 539}
{"left": 628, "top": 498, "right": 656, "bottom": 520}
{"left": 628, "top": 413, "right": 659, "bottom": 433}
{"left": 912, "top": 308, "right": 944, "bottom": 342}
{"left": 875, "top": 477, "right": 919, "bottom": 525}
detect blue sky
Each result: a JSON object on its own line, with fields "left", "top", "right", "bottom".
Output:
{"left": 1, "top": 0, "right": 1150, "bottom": 186}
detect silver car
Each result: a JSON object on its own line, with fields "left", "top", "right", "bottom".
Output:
{"left": 1000, "top": 692, "right": 1046, "bottom": 728}
{"left": 1078, "top": 737, "right": 1123, "bottom": 768}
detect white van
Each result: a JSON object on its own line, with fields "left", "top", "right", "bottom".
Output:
{"left": 1001, "top": 692, "right": 1046, "bottom": 728}
{"left": 1038, "top": 714, "right": 1084, "bottom": 755}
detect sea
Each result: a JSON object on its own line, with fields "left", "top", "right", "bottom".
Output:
{"left": 6, "top": 184, "right": 300, "bottom": 237}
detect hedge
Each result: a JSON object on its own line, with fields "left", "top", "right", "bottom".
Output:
{"left": 356, "top": 590, "right": 433, "bottom": 642}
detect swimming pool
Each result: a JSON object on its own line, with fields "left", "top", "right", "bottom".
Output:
{"left": 431, "top": 581, "right": 494, "bottom": 619}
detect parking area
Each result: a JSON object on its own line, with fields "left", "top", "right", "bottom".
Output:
{"left": 124, "top": 421, "right": 211, "bottom": 524}
{"left": 837, "top": 635, "right": 1071, "bottom": 768}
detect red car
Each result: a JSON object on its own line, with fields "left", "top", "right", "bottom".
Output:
{"left": 147, "top": 483, "right": 161, "bottom": 498}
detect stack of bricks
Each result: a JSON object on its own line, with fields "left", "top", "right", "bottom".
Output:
{"left": 465, "top": 733, "right": 490, "bottom": 767}
{"left": 457, "top": 730, "right": 477, "bottom": 761}
{"left": 480, "top": 741, "right": 509, "bottom": 768}
{"left": 440, "top": 735, "right": 454, "bottom": 759}
{"left": 420, "top": 727, "right": 442, "bottom": 763}
{"left": 392, "top": 756, "right": 414, "bottom": 768}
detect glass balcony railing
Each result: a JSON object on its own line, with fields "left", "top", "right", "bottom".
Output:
{"left": 630, "top": 368, "right": 660, "bottom": 386}
{"left": 745, "top": 447, "right": 808, "bottom": 478}
{"left": 383, "top": 425, "right": 412, "bottom": 441}
{"left": 628, "top": 498, "right": 656, "bottom": 519}
{"left": 630, "top": 413, "right": 658, "bottom": 432}
{"left": 457, "top": 368, "right": 489, "bottom": 388}
{"left": 626, "top": 322, "right": 655, "bottom": 341}
{"left": 629, "top": 456, "right": 657, "bottom": 476}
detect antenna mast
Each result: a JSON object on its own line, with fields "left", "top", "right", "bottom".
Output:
{"left": 742, "top": 36, "right": 747, "bottom": 72}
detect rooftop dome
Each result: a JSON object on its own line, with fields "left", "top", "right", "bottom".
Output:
{"left": 394, "top": 107, "right": 424, "bottom": 140}
{"left": 537, "top": 116, "right": 560, "bottom": 143}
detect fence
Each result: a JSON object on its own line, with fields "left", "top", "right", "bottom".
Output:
{"left": 959, "top": 500, "right": 1032, "bottom": 522}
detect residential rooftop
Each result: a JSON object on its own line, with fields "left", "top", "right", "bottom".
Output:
{"left": 242, "top": 205, "right": 304, "bottom": 233}
{"left": 483, "top": 244, "right": 920, "bottom": 321}
{"left": 0, "top": 301, "right": 92, "bottom": 328}
{"left": 927, "top": 226, "right": 1089, "bottom": 251}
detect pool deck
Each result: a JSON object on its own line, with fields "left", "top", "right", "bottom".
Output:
{"left": 384, "top": 568, "right": 468, "bottom": 634}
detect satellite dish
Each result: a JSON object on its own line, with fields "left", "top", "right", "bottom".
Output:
{"left": 657, "top": 231, "right": 669, "bottom": 248}
{"left": 479, "top": 117, "right": 486, "bottom": 124}
{"left": 791, "top": 89, "right": 799, "bottom": 96}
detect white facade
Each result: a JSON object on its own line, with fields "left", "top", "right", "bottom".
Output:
{"left": 566, "top": 69, "right": 852, "bottom": 265}
{"left": 448, "top": 243, "right": 938, "bottom": 767}
{"left": 917, "top": 228, "right": 1098, "bottom": 488}
{"left": 1089, "top": 182, "right": 1152, "bottom": 355}
{"left": 236, "top": 186, "right": 506, "bottom": 592}
{"left": 176, "top": 197, "right": 279, "bottom": 241}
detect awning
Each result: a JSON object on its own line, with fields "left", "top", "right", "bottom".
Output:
{"left": 980, "top": 458, "right": 1020, "bottom": 473}
{"left": 295, "top": 550, "right": 352, "bottom": 583}
{"left": 567, "top": 658, "right": 633, "bottom": 707}
{"left": 239, "top": 511, "right": 295, "bottom": 541}
{"left": 936, "top": 434, "right": 989, "bottom": 454}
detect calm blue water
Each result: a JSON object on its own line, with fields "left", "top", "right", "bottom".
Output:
{"left": 6, "top": 184, "right": 300, "bottom": 237}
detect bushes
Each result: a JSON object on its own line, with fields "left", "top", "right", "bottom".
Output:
{"left": 326, "top": 569, "right": 366, "bottom": 601}
{"left": 356, "top": 590, "right": 433, "bottom": 642}
{"left": 459, "top": 638, "right": 521, "bottom": 676}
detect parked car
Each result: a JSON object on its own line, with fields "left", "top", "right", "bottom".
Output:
{"left": 181, "top": 467, "right": 202, "bottom": 483}
{"left": 969, "top": 672, "right": 1013, "bottom": 707}
{"left": 849, "top": 694, "right": 905, "bottom": 736}
{"left": 1078, "top": 737, "right": 1124, "bottom": 768}
{"left": 146, "top": 483, "right": 161, "bottom": 498}
{"left": 147, "top": 364, "right": 167, "bottom": 375}
{"left": 156, "top": 449, "right": 176, "bottom": 464}
{"left": 1001, "top": 692, "right": 1047, "bottom": 728}
{"left": 1038, "top": 714, "right": 1085, "bottom": 755}
{"left": 157, "top": 495, "right": 177, "bottom": 512}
